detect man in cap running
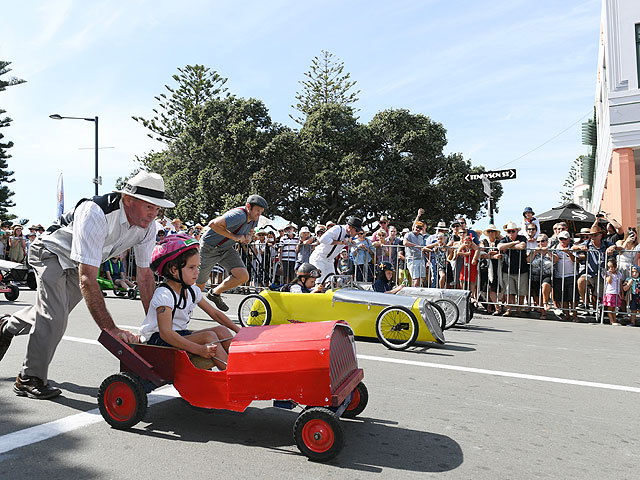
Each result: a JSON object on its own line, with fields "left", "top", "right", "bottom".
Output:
{"left": 196, "top": 194, "right": 268, "bottom": 311}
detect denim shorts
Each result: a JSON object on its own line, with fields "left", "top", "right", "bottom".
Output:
{"left": 146, "top": 330, "right": 191, "bottom": 347}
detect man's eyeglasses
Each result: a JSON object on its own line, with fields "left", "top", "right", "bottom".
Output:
{"left": 379, "top": 221, "right": 388, "bottom": 225}
{"left": 527, "top": 228, "right": 536, "bottom": 231}
{"left": 506, "top": 229, "right": 517, "bottom": 233}
{"left": 559, "top": 237, "right": 570, "bottom": 241}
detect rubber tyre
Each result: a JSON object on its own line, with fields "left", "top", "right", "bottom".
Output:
{"left": 26, "top": 272, "right": 37, "bottom": 290}
{"left": 342, "top": 382, "right": 369, "bottom": 419}
{"left": 237, "top": 294, "right": 272, "bottom": 327}
{"left": 294, "top": 407, "right": 344, "bottom": 461}
{"left": 4, "top": 284, "right": 19, "bottom": 301}
{"left": 98, "top": 372, "right": 148, "bottom": 430}
{"left": 375, "top": 306, "right": 419, "bottom": 351}
{"left": 435, "top": 299, "right": 459, "bottom": 329}
{"left": 127, "top": 289, "right": 137, "bottom": 300}
{"left": 428, "top": 301, "right": 447, "bottom": 331}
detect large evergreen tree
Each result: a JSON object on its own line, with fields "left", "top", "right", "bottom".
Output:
{"left": 132, "top": 64, "right": 228, "bottom": 144}
{"left": 0, "top": 61, "right": 25, "bottom": 221}
{"left": 290, "top": 50, "right": 360, "bottom": 125}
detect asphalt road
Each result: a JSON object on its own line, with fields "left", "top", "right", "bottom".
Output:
{"left": 1, "top": 288, "right": 639, "bottom": 479}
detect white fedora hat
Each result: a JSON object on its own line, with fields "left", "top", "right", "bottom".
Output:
{"left": 115, "top": 171, "right": 175, "bottom": 208}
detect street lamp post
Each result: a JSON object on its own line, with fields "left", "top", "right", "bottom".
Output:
{"left": 49, "top": 114, "right": 100, "bottom": 196}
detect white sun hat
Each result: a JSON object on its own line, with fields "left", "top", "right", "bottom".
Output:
{"left": 115, "top": 171, "right": 175, "bottom": 208}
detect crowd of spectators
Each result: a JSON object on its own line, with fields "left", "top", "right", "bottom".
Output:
{"left": 190, "top": 207, "right": 639, "bottom": 325}
{"left": 8, "top": 206, "right": 639, "bottom": 326}
{"left": 0, "top": 221, "right": 44, "bottom": 264}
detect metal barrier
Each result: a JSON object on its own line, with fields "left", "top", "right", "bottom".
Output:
{"left": 196, "top": 237, "right": 639, "bottom": 324}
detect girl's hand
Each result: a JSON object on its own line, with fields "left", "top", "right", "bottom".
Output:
{"left": 200, "top": 344, "right": 218, "bottom": 358}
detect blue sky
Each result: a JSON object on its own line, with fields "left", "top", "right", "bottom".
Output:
{"left": 1, "top": 0, "right": 600, "bottom": 230}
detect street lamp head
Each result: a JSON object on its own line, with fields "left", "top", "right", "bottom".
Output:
{"left": 49, "top": 114, "right": 62, "bottom": 120}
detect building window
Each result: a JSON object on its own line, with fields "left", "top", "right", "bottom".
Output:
{"left": 637, "top": 24, "right": 640, "bottom": 88}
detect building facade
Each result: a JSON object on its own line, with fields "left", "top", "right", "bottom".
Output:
{"left": 579, "top": 0, "right": 640, "bottom": 228}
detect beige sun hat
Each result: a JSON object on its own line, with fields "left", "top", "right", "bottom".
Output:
{"left": 483, "top": 224, "right": 500, "bottom": 236}
{"left": 503, "top": 221, "right": 519, "bottom": 232}
{"left": 115, "top": 171, "right": 175, "bottom": 208}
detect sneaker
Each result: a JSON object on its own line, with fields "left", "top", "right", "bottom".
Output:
{"left": 0, "top": 315, "right": 14, "bottom": 362}
{"left": 14, "top": 373, "right": 62, "bottom": 400}
{"left": 206, "top": 291, "right": 229, "bottom": 312}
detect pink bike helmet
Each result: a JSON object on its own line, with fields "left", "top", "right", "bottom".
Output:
{"left": 151, "top": 233, "right": 200, "bottom": 276}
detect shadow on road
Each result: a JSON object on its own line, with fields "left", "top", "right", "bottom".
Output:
{"left": 135, "top": 399, "right": 463, "bottom": 473}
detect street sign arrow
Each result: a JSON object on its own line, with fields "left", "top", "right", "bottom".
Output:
{"left": 464, "top": 169, "right": 517, "bottom": 182}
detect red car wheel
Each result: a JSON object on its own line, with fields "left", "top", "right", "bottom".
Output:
{"left": 98, "top": 373, "right": 147, "bottom": 429}
{"left": 294, "top": 407, "right": 344, "bottom": 461}
{"left": 343, "top": 382, "right": 368, "bottom": 419}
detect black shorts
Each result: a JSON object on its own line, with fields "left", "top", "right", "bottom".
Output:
{"left": 147, "top": 330, "right": 191, "bottom": 347}
{"left": 630, "top": 294, "right": 640, "bottom": 311}
{"left": 531, "top": 276, "right": 551, "bottom": 295}
{"left": 553, "top": 277, "right": 576, "bottom": 303}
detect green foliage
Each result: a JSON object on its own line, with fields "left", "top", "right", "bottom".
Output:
{"left": 132, "top": 64, "right": 228, "bottom": 143}
{"left": 365, "top": 109, "right": 500, "bottom": 231}
{"left": 560, "top": 155, "right": 583, "bottom": 204}
{"left": 0, "top": 61, "right": 25, "bottom": 221}
{"left": 139, "top": 96, "right": 280, "bottom": 222}
{"left": 291, "top": 50, "right": 360, "bottom": 125}
{"left": 132, "top": 63, "right": 501, "bottom": 231}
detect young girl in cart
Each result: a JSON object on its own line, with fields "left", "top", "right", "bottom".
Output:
{"left": 139, "top": 234, "right": 240, "bottom": 369}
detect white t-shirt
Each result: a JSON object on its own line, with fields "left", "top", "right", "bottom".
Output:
{"left": 139, "top": 285, "right": 202, "bottom": 342}
{"left": 604, "top": 272, "right": 623, "bottom": 295}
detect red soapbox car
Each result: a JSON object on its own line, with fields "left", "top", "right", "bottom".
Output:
{"left": 97, "top": 320, "right": 368, "bottom": 461}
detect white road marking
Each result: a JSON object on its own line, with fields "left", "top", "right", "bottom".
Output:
{"left": 357, "top": 354, "right": 640, "bottom": 393}
{"left": 0, "top": 387, "right": 180, "bottom": 455}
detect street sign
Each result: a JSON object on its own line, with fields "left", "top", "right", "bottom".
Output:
{"left": 482, "top": 176, "right": 491, "bottom": 196}
{"left": 464, "top": 169, "right": 517, "bottom": 182}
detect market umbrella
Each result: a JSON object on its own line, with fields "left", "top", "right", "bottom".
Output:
{"left": 535, "top": 203, "right": 597, "bottom": 236}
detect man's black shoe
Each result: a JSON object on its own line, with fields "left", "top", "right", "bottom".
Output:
{"left": 0, "top": 315, "right": 14, "bottom": 362}
{"left": 14, "top": 373, "right": 62, "bottom": 400}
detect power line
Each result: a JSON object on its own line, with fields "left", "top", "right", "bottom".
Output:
{"left": 497, "top": 110, "right": 592, "bottom": 169}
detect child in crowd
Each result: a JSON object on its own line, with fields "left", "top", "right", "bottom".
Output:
{"left": 336, "top": 249, "right": 354, "bottom": 276}
{"left": 372, "top": 261, "right": 404, "bottom": 294}
{"left": 623, "top": 264, "right": 640, "bottom": 326}
{"left": 103, "top": 256, "right": 136, "bottom": 292}
{"left": 455, "top": 234, "right": 479, "bottom": 301}
{"left": 603, "top": 258, "right": 624, "bottom": 326}
{"left": 139, "top": 234, "right": 240, "bottom": 370}
{"left": 425, "top": 232, "right": 448, "bottom": 288}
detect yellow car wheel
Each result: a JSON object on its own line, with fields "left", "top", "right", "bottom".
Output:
{"left": 237, "top": 294, "right": 272, "bottom": 327}
{"left": 375, "top": 306, "right": 418, "bottom": 350}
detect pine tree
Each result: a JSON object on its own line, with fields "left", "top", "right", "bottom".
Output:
{"left": 560, "top": 155, "right": 583, "bottom": 204}
{"left": 290, "top": 50, "right": 360, "bottom": 125}
{"left": 0, "top": 61, "right": 26, "bottom": 221}
{"left": 132, "top": 64, "right": 228, "bottom": 144}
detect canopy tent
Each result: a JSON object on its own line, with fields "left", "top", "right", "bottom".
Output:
{"left": 536, "top": 203, "right": 598, "bottom": 236}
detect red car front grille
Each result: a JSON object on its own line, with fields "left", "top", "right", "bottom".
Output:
{"left": 329, "top": 325, "right": 358, "bottom": 393}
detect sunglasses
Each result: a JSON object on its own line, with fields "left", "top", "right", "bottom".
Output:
{"left": 527, "top": 228, "right": 536, "bottom": 231}
{"left": 506, "top": 229, "right": 517, "bottom": 233}
{"left": 379, "top": 221, "right": 388, "bottom": 224}
{"left": 560, "top": 237, "right": 569, "bottom": 241}
{"left": 538, "top": 240, "right": 548, "bottom": 243}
